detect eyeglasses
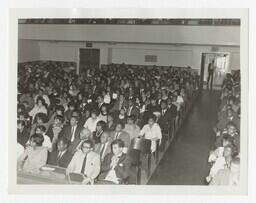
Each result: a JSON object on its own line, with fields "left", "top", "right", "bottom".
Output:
{"left": 82, "top": 146, "right": 91, "bottom": 149}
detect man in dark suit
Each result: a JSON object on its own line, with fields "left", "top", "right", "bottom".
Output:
{"left": 207, "top": 59, "right": 215, "bottom": 90}
{"left": 96, "top": 95, "right": 105, "bottom": 111}
{"left": 168, "top": 98, "right": 178, "bottom": 119}
{"left": 94, "top": 131, "right": 112, "bottom": 162}
{"left": 110, "top": 94, "right": 128, "bottom": 113}
{"left": 110, "top": 122, "right": 131, "bottom": 153}
{"left": 126, "top": 98, "right": 140, "bottom": 120}
{"left": 158, "top": 100, "right": 172, "bottom": 132}
{"left": 59, "top": 116, "right": 83, "bottom": 151}
{"left": 17, "top": 120, "right": 30, "bottom": 148}
{"left": 47, "top": 137, "right": 73, "bottom": 168}
{"left": 68, "top": 127, "right": 93, "bottom": 154}
{"left": 98, "top": 139, "right": 131, "bottom": 184}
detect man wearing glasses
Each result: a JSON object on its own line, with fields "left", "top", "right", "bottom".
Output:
{"left": 66, "top": 140, "right": 100, "bottom": 184}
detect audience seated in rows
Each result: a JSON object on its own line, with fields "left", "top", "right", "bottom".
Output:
{"left": 207, "top": 71, "right": 240, "bottom": 186}
{"left": 17, "top": 62, "right": 199, "bottom": 184}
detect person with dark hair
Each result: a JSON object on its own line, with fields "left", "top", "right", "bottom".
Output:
{"left": 124, "top": 115, "right": 140, "bottom": 140}
{"left": 47, "top": 137, "right": 73, "bottom": 168}
{"left": 210, "top": 157, "right": 240, "bottom": 185}
{"left": 28, "top": 96, "right": 48, "bottom": 122}
{"left": 126, "top": 98, "right": 140, "bottom": 120}
{"left": 46, "top": 115, "right": 64, "bottom": 146}
{"left": 59, "top": 115, "right": 83, "bottom": 147}
{"left": 94, "top": 131, "right": 112, "bottom": 162}
{"left": 116, "top": 106, "right": 127, "bottom": 126}
{"left": 34, "top": 88, "right": 51, "bottom": 107}
{"left": 158, "top": 100, "right": 173, "bottom": 132}
{"left": 64, "top": 101, "right": 76, "bottom": 122}
{"left": 46, "top": 105, "right": 65, "bottom": 129}
{"left": 109, "top": 93, "right": 128, "bottom": 113}
{"left": 206, "top": 144, "right": 235, "bottom": 183}
{"left": 17, "top": 120, "right": 29, "bottom": 147}
{"left": 92, "top": 120, "right": 106, "bottom": 144}
{"left": 66, "top": 139, "right": 100, "bottom": 184}
{"left": 98, "top": 139, "right": 131, "bottom": 184}
{"left": 83, "top": 109, "right": 100, "bottom": 133}
{"left": 106, "top": 113, "right": 116, "bottom": 132}
{"left": 17, "top": 133, "right": 48, "bottom": 173}
{"left": 97, "top": 95, "right": 105, "bottom": 111}
{"left": 207, "top": 59, "right": 215, "bottom": 90}
{"left": 98, "top": 104, "right": 108, "bottom": 123}
{"left": 111, "top": 122, "right": 130, "bottom": 153}
{"left": 29, "top": 112, "right": 48, "bottom": 136}
{"left": 139, "top": 114, "right": 162, "bottom": 153}
{"left": 35, "top": 125, "right": 52, "bottom": 151}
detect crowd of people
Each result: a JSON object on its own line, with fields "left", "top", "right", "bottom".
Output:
{"left": 16, "top": 61, "right": 199, "bottom": 184}
{"left": 207, "top": 70, "right": 241, "bottom": 185}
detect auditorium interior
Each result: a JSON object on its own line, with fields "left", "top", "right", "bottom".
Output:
{"left": 16, "top": 18, "right": 241, "bottom": 185}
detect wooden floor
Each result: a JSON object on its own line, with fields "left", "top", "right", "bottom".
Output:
{"left": 148, "top": 90, "right": 220, "bottom": 185}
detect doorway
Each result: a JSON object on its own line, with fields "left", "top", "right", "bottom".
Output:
{"left": 200, "top": 52, "right": 230, "bottom": 90}
{"left": 79, "top": 48, "right": 100, "bottom": 74}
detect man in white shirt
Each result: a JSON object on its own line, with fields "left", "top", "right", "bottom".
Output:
{"left": 67, "top": 140, "right": 100, "bottom": 184}
{"left": 139, "top": 114, "right": 162, "bottom": 152}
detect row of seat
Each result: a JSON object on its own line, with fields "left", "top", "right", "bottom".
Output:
{"left": 127, "top": 89, "right": 199, "bottom": 184}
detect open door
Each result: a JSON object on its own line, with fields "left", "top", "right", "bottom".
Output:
{"left": 200, "top": 52, "right": 230, "bottom": 90}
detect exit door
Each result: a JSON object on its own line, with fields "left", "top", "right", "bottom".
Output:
{"left": 200, "top": 52, "right": 230, "bottom": 90}
{"left": 79, "top": 48, "right": 100, "bottom": 74}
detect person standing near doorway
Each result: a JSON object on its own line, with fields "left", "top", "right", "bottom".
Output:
{"left": 207, "top": 59, "right": 215, "bottom": 90}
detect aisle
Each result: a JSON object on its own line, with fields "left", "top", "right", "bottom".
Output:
{"left": 148, "top": 90, "right": 220, "bottom": 185}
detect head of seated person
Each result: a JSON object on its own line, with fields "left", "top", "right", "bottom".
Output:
{"left": 115, "top": 122, "right": 125, "bottom": 133}
{"left": 100, "top": 131, "right": 111, "bottom": 144}
{"left": 29, "top": 133, "right": 45, "bottom": 149}
{"left": 126, "top": 115, "right": 136, "bottom": 126}
{"left": 96, "top": 120, "right": 106, "bottom": 132}
{"left": 147, "top": 114, "right": 157, "bottom": 127}
{"left": 70, "top": 115, "right": 79, "bottom": 127}
{"left": 91, "top": 109, "right": 100, "bottom": 119}
{"left": 36, "top": 96, "right": 47, "bottom": 108}
{"left": 226, "top": 122, "right": 238, "bottom": 136}
{"left": 57, "top": 137, "right": 70, "bottom": 153}
{"left": 79, "top": 127, "right": 92, "bottom": 140}
{"left": 100, "top": 104, "right": 108, "bottom": 116}
{"left": 55, "top": 105, "right": 65, "bottom": 116}
{"left": 223, "top": 144, "right": 237, "bottom": 165}
{"left": 34, "top": 113, "right": 48, "bottom": 125}
{"left": 221, "top": 133, "right": 235, "bottom": 148}
{"left": 111, "top": 139, "right": 125, "bottom": 156}
{"left": 54, "top": 115, "right": 64, "bottom": 127}
{"left": 80, "top": 139, "right": 94, "bottom": 155}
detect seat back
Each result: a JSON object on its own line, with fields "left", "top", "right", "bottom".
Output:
{"left": 127, "top": 148, "right": 141, "bottom": 166}
{"left": 130, "top": 137, "right": 151, "bottom": 154}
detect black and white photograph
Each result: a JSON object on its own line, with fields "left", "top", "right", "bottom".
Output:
{"left": 6, "top": 8, "right": 250, "bottom": 197}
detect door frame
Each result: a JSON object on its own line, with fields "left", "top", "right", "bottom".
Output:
{"left": 200, "top": 52, "right": 230, "bottom": 90}
{"left": 77, "top": 48, "right": 100, "bottom": 74}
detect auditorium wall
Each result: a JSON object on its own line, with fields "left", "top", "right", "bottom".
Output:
{"left": 18, "top": 39, "right": 40, "bottom": 62}
{"left": 19, "top": 24, "right": 240, "bottom": 46}
{"left": 18, "top": 24, "right": 240, "bottom": 71}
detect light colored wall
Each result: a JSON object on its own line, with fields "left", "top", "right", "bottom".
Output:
{"left": 18, "top": 40, "right": 240, "bottom": 72}
{"left": 38, "top": 41, "right": 109, "bottom": 64}
{"left": 18, "top": 24, "right": 240, "bottom": 46}
{"left": 18, "top": 39, "right": 40, "bottom": 62}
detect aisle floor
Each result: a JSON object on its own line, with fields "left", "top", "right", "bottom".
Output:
{"left": 148, "top": 90, "right": 220, "bottom": 185}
